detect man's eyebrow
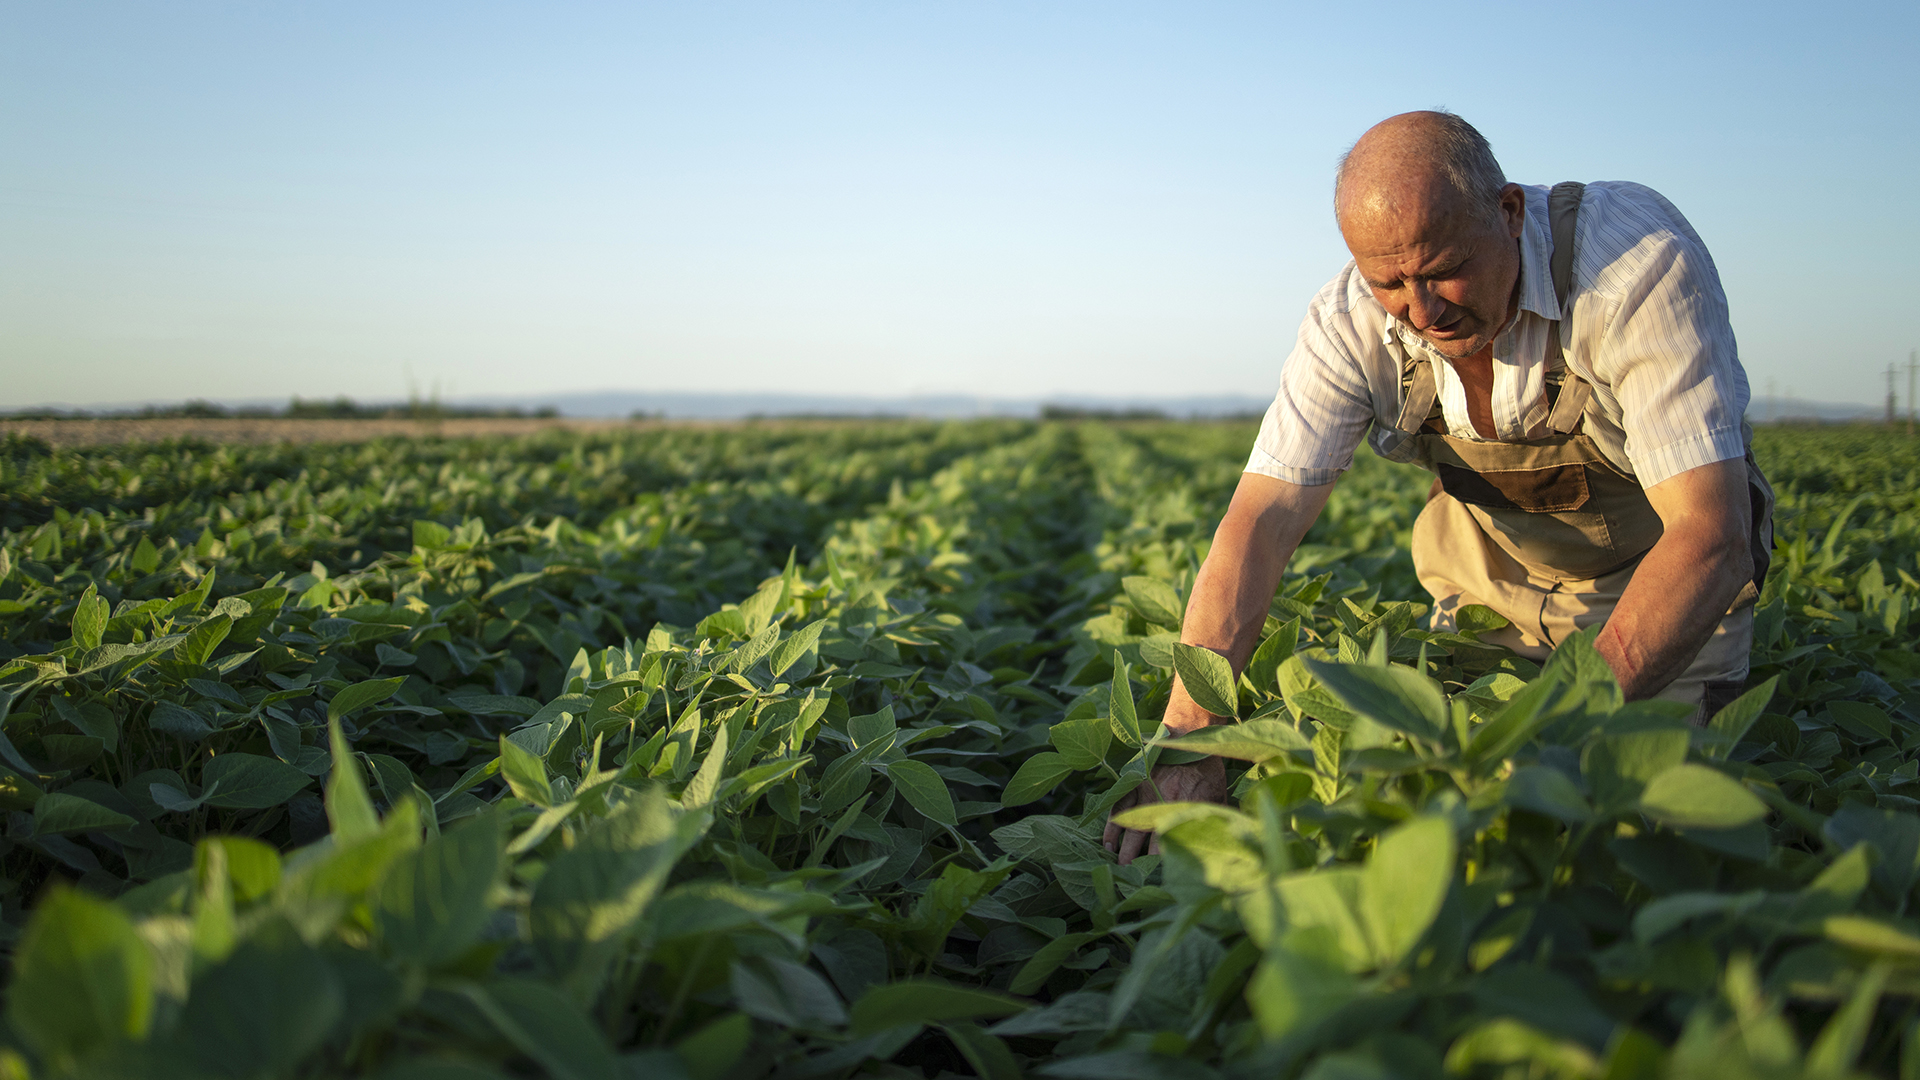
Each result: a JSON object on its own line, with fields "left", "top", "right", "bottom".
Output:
{"left": 1366, "top": 258, "right": 1465, "bottom": 291}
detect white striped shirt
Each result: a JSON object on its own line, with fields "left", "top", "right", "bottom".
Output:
{"left": 1246, "top": 182, "right": 1750, "bottom": 489}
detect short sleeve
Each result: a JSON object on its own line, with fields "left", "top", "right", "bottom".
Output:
{"left": 1244, "top": 272, "right": 1380, "bottom": 486}
{"left": 1577, "top": 185, "right": 1749, "bottom": 488}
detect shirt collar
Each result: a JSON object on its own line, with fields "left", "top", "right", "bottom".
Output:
{"left": 1515, "top": 184, "right": 1559, "bottom": 321}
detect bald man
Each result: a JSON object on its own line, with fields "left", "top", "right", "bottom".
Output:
{"left": 1105, "top": 111, "right": 1772, "bottom": 862}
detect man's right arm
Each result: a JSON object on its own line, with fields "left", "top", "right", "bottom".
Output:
{"left": 1102, "top": 471, "right": 1334, "bottom": 862}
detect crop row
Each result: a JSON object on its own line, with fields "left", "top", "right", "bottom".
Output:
{"left": 0, "top": 423, "right": 1915, "bottom": 1079}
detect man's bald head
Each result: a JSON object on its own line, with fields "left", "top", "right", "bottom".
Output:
{"left": 1333, "top": 112, "right": 1528, "bottom": 360}
{"left": 1334, "top": 111, "right": 1507, "bottom": 234}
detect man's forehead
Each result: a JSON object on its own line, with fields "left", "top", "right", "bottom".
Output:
{"left": 1344, "top": 213, "right": 1475, "bottom": 269}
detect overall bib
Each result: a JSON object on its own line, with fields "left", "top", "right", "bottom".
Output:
{"left": 1400, "top": 184, "right": 1775, "bottom": 721}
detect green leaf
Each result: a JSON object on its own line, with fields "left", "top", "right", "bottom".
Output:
{"left": 1826, "top": 805, "right": 1920, "bottom": 902}
{"left": 1173, "top": 643, "right": 1238, "bottom": 719}
{"left": 531, "top": 800, "right": 695, "bottom": 997}
{"left": 1109, "top": 654, "right": 1141, "bottom": 748}
{"left": 149, "top": 700, "right": 214, "bottom": 741}
{"left": 849, "top": 978, "right": 1026, "bottom": 1035}
{"left": 51, "top": 696, "right": 119, "bottom": 753}
{"left": 1155, "top": 718, "right": 1309, "bottom": 762}
{"left": 1123, "top": 576, "right": 1185, "bottom": 629}
{"left": 1360, "top": 816, "right": 1455, "bottom": 967}
{"left": 1455, "top": 604, "right": 1511, "bottom": 636}
{"left": 1244, "top": 617, "right": 1300, "bottom": 696}
{"left": 885, "top": 759, "right": 957, "bottom": 827}
{"left": 1806, "top": 961, "right": 1890, "bottom": 1075}
{"left": 769, "top": 618, "right": 827, "bottom": 677}
{"left": 412, "top": 519, "right": 452, "bottom": 550}
{"left": 328, "top": 676, "right": 406, "bottom": 723}
{"left": 730, "top": 955, "right": 849, "bottom": 1030}
{"left": 177, "top": 612, "right": 232, "bottom": 666}
{"left": 1638, "top": 764, "right": 1767, "bottom": 830}
{"left": 327, "top": 718, "right": 380, "bottom": 841}
{"left": 1702, "top": 675, "right": 1778, "bottom": 759}
{"left": 374, "top": 811, "right": 503, "bottom": 967}
{"left": 201, "top": 753, "right": 312, "bottom": 810}
{"left": 468, "top": 979, "right": 620, "bottom": 1080}
{"left": 1830, "top": 700, "right": 1894, "bottom": 743}
{"left": 1583, "top": 729, "right": 1689, "bottom": 812}
{"left": 152, "top": 780, "right": 218, "bottom": 813}
{"left": 173, "top": 922, "right": 344, "bottom": 1078}
{"left": 32, "top": 791, "right": 137, "bottom": 835}
{"left": 446, "top": 692, "right": 544, "bottom": 718}
{"left": 1504, "top": 766, "right": 1592, "bottom": 824}
{"left": 940, "top": 1022, "right": 1024, "bottom": 1080}
{"left": 499, "top": 732, "right": 555, "bottom": 808}
{"left": 1271, "top": 870, "right": 1372, "bottom": 969}
{"left": 1462, "top": 676, "right": 1561, "bottom": 766}
{"left": 1303, "top": 659, "right": 1447, "bottom": 742}
{"left": 1160, "top": 815, "right": 1264, "bottom": 897}
{"left": 1443, "top": 1018, "right": 1601, "bottom": 1078}
{"left": 72, "top": 585, "right": 108, "bottom": 651}
{"left": 202, "top": 836, "right": 282, "bottom": 902}
{"left": 1247, "top": 930, "right": 1358, "bottom": 1038}
{"left": 676, "top": 1013, "right": 749, "bottom": 1080}
{"left": 1825, "top": 916, "right": 1920, "bottom": 961}
{"left": 681, "top": 723, "right": 729, "bottom": 809}
{"left": 847, "top": 706, "right": 897, "bottom": 748}
{"left": 736, "top": 576, "right": 787, "bottom": 635}
{"left": 1049, "top": 717, "right": 1112, "bottom": 770}
{"left": 1001, "top": 752, "right": 1074, "bottom": 807}
{"left": 726, "top": 621, "right": 782, "bottom": 674}
{"left": 6, "top": 888, "right": 154, "bottom": 1068}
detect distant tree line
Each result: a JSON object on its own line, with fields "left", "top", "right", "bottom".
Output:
{"left": 4, "top": 397, "right": 562, "bottom": 421}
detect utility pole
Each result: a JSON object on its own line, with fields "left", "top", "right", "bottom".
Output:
{"left": 1909, "top": 349, "right": 1916, "bottom": 437}
{"left": 1889, "top": 363, "right": 1899, "bottom": 425}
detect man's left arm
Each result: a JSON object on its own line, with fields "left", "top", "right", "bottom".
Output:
{"left": 1594, "top": 459, "right": 1753, "bottom": 700}
{"left": 1577, "top": 186, "right": 1757, "bottom": 699}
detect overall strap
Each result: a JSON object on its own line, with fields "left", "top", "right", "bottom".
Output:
{"left": 1394, "top": 355, "right": 1438, "bottom": 432}
{"left": 1544, "top": 181, "right": 1591, "bottom": 434}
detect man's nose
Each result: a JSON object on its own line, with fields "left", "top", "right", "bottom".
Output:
{"left": 1405, "top": 281, "right": 1444, "bottom": 328}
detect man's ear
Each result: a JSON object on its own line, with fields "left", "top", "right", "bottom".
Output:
{"left": 1499, "top": 183, "right": 1527, "bottom": 239}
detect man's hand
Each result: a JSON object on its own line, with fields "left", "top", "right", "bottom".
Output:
{"left": 1101, "top": 757, "right": 1228, "bottom": 865}
{"left": 1096, "top": 472, "right": 1333, "bottom": 865}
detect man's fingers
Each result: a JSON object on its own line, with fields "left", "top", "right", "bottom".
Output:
{"left": 1102, "top": 787, "right": 1141, "bottom": 852}
{"left": 1118, "top": 827, "right": 1149, "bottom": 865}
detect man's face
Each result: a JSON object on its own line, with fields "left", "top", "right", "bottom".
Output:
{"left": 1342, "top": 184, "right": 1527, "bottom": 360}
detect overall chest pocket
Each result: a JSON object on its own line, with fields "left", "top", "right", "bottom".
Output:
{"left": 1436, "top": 462, "right": 1592, "bottom": 514}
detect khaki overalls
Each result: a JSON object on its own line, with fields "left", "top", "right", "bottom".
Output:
{"left": 1395, "top": 184, "right": 1774, "bottom": 721}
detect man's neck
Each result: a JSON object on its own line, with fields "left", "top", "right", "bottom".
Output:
{"left": 1449, "top": 344, "right": 1499, "bottom": 439}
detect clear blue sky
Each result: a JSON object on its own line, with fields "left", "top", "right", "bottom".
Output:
{"left": 3, "top": 1, "right": 1915, "bottom": 410}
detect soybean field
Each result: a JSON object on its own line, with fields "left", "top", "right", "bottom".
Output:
{"left": 0, "top": 420, "right": 1917, "bottom": 1080}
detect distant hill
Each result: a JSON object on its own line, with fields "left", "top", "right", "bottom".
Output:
{"left": 383, "top": 391, "right": 1278, "bottom": 421}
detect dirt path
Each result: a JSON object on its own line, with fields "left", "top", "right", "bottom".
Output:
{"left": 0, "top": 416, "right": 666, "bottom": 447}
